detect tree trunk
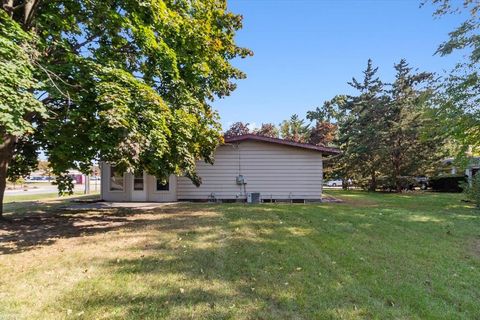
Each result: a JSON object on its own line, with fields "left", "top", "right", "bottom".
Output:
{"left": 0, "top": 134, "right": 15, "bottom": 218}
{"left": 395, "top": 178, "right": 402, "bottom": 193}
{"left": 368, "top": 171, "right": 377, "bottom": 191}
{"left": 2, "top": 0, "right": 13, "bottom": 16}
{"left": 393, "top": 159, "right": 402, "bottom": 193}
{"left": 23, "top": 0, "right": 41, "bottom": 30}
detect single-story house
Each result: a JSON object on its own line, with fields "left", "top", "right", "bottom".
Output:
{"left": 466, "top": 157, "right": 480, "bottom": 182}
{"left": 442, "top": 157, "right": 480, "bottom": 183}
{"left": 100, "top": 134, "right": 340, "bottom": 203}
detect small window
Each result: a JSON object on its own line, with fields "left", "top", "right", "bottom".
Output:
{"left": 156, "top": 178, "right": 169, "bottom": 191}
{"left": 133, "top": 172, "right": 144, "bottom": 191}
{"left": 110, "top": 166, "right": 124, "bottom": 191}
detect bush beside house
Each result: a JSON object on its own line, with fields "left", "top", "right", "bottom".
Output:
{"left": 429, "top": 175, "right": 466, "bottom": 192}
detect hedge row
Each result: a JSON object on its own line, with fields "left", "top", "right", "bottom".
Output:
{"left": 429, "top": 175, "right": 467, "bottom": 193}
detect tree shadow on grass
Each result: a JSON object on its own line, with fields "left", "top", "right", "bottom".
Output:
{"left": 0, "top": 208, "right": 140, "bottom": 255}
{"left": 4, "top": 200, "right": 65, "bottom": 216}
{"left": 57, "top": 214, "right": 314, "bottom": 319}
{"left": 53, "top": 203, "right": 480, "bottom": 319}
{"left": 63, "top": 285, "right": 245, "bottom": 319}
{"left": 3, "top": 201, "right": 480, "bottom": 318}
{"left": 0, "top": 203, "right": 223, "bottom": 255}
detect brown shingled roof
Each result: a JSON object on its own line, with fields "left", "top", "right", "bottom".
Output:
{"left": 223, "top": 134, "right": 340, "bottom": 155}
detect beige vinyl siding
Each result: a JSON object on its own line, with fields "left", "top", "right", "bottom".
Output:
{"left": 146, "top": 175, "right": 178, "bottom": 202}
{"left": 177, "top": 140, "right": 323, "bottom": 200}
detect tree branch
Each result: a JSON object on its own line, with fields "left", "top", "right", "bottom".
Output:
{"left": 34, "top": 62, "right": 71, "bottom": 104}
{"left": 2, "top": 0, "right": 14, "bottom": 16}
{"left": 24, "top": 0, "right": 41, "bottom": 30}
{"left": 71, "top": 33, "right": 100, "bottom": 52}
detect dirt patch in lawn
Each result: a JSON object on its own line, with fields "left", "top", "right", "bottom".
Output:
{"left": 471, "top": 238, "right": 480, "bottom": 259}
{"left": 325, "top": 193, "right": 378, "bottom": 207}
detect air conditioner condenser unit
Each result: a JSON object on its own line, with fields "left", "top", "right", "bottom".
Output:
{"left": 247, "top": 192, "right": 260, "bottom": 204}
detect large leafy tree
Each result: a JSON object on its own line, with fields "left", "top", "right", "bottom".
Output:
{"left": 426, "top": 0, "right": 480, "bottom": 155}
{"left": 306, "top": 107, "right": 337, "bottom": 147}
{"left": 224, "top": 121, "right": 250, "bottom": 137}
{"left": 253, "top": 123, "right": 279, "bottom": 138}
{"left": 0, "top": 0, "right": 251, "bottom": 216}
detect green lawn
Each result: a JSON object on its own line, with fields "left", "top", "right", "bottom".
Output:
{"left": 3, "top": 192, "right": 99, "bottom": 217}
{"left": 1, "top": 191, "right": 479, "bottom": 319}
{"left": 4, "top": 191, "right": 87, "bottom": 203}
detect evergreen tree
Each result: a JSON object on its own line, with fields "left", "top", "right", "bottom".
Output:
{"left": 382, "top": 59, "right": 442, "bottom": 191}
{"left": 319, "top": 59, "right": 444, "bottom": 192}
{"left": 326, "top": 59, "right": 387, "bottom": 190}
{"left": 279, "top": 114, "right": 310, "bottom": 142}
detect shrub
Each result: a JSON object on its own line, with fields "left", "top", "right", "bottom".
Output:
{"left": 464, "top": 174, "right": 480, "bottom": 207}
{"left": 429, "top": 175, "right": 466, "bottom": 193}
{"left": 374, "top": 176, "right": 416, "bottom": 192}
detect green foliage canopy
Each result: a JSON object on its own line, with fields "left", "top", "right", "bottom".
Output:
{"left": 253, "top": 123, "right": 279, "bottom": 138}
{"left": 427, "top": 0, "right": 480, "bottom": 155}
{"left": 0, "top": 0, "right": 251, "bottom": 213}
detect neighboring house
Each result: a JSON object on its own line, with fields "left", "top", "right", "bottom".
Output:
{"left": 442, "top": 157, "right": 480, "bottom": 182}
{"left": 466, "top": 157, "right": 480, "bottom": 182}
{"left": 100, "top": 134, "right": 340, "bottom": 203}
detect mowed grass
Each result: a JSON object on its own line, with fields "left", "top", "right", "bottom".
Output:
{"left": 3, "top": 192, "right": 99, "bottom": 217}
{"left": 1, "top": 191, "right": 479, "bottom": 319}
{"left": 4, "top": 191, "right": 89, "bottom": 203}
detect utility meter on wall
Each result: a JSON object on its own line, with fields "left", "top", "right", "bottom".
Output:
{"left": 236, "top": 175, "right": 247, "bottom": 185}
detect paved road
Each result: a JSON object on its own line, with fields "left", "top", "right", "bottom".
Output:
{"left": 5, "top": 182, "right": 101, "bottom": 195}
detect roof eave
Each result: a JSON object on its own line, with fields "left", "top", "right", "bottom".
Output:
{"left": 223, "top": 134, "right": 341, "bottom": 155}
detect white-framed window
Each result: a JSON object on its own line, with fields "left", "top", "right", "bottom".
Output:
{"left": 110, "top": 166, "right": 125, "bottom": 191}
{"left": 155, "top": 177, "right": 170, "bottom": 192}
{"left": 133, "top": 171, "right": 144, "bottom": 191}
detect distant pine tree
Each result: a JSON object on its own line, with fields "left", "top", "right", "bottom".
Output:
{"left": 280, "top": 114, "right": 310, "bottom": 142}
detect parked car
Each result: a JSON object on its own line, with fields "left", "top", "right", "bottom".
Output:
{"left": 325, "top": 179, "right": 343, "bottom": 187}
{"left": 26, "top": 176, "right": 46, "bottom": 182}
